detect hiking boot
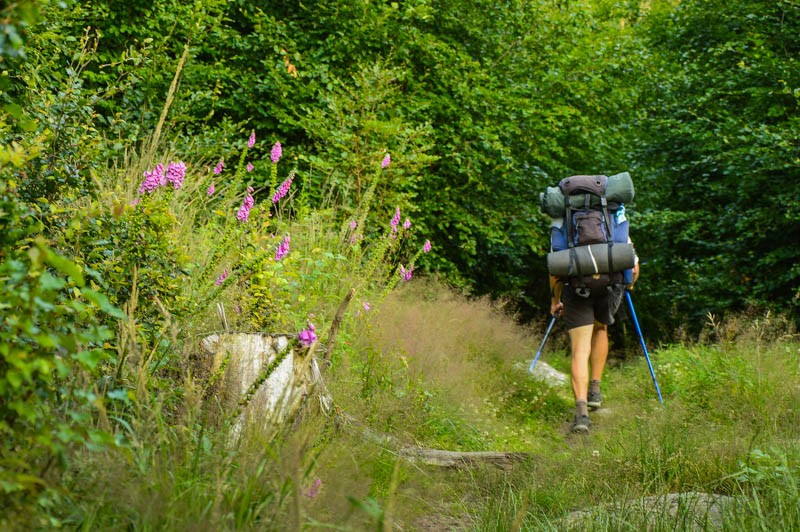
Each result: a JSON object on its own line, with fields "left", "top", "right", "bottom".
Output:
{"left": 587, "top": 389, "right": 602, "bottom": 410}
{"left": 571, "top": 414, "right": 591, "bottom": 434}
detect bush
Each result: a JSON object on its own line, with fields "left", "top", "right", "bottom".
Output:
{"left": 0, "top": 179, "right": 122, "bottom": 525}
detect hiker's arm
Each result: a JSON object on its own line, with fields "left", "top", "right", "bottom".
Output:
{"left": 549, "top": 275, "right": 564, "bottom": 316}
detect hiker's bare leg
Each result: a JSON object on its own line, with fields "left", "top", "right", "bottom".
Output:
{"left": 590, "top": 322, "right": 609, "bottom": 382}
{"left": 569, "top": 324, "right": 594, "bottom": 402}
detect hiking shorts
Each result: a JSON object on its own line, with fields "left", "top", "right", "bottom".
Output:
{"left": 562, "top": 284, "right": 625, "bottom": 330}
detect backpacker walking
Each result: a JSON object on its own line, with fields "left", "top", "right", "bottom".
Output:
{"left": 540, "top": 173, "right": 639, "bottom": 434}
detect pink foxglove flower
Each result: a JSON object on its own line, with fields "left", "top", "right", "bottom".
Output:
{"left": 270, "top": 142, "right": 282, "bottom": 163}
{"left": 207, "top": 184, "right": 216, "bottom": 196}
{"left": 213, "top": 159, "right": 224, "bottom": 174}
{"left": 166, "top": 161, "right": 186, "bottom": 190}
{"left": 155, "top": 164, "right": 166, "bottom": 187}
{"left": 399, "top": 265, "right": 413, "bottom": 282}
{"left": 248, "top": 130, "right": 256, "bottom": 148}
{"left": 275, "top": 234, "right": 291, "bottom": 261}
{"left": 381, "top": 154, "right": 391, "bottom": 169}
{"left": 139, "top": 164, "right": 165, "bottom": 194}
{"left": 303, "top": 478, "right": 322, "bottom": 499}
{"left": 215, "top": 269, "right": 229, "bottom": 286}
{"left": 237, "top": 187, "right": 255, "bottom": 222}
{"left": 423, "top": 239, "right": 432, "bottom": 253}
{"left": 298, "top": 322, "right": 317, "bottom": 347}
{"left": 272, "top": 172, "right": 295, "bottom": 203}
{"left": 403, "top": 218, "right": 411, "bottom": 230}
{"left": 246, "top": 162, "right": 254, "bottom": 172}
{"left": 390, "top": 207, "right": 401, "bottom": 233}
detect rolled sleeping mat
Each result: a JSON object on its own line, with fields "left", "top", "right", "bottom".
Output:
{"left": 604, "top": 171, "right": 635, "bottom": 203}
{"left": 539, "top": 172, "right": 635, "bottom": 216}
{"left": 539, "top": 186, "right": 565, "bottom": 218}
{"left": 547, "top": 242, "right": 636, "bottom": 277}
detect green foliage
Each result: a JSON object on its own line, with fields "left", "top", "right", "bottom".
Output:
{"left": 0, "top": 180, "right": 121, "bottom": 519}
{"left": 629, "top": 0, "right": 800, "bottom": 334}
{"left": 728, "top": 447, "right": 800, "bottom": 529}
{"left": 0, "top": 1, "right": 45, "bottom": 61}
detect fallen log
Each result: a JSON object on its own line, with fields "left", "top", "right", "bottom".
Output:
{"left": 400, "top": 449, "right": 530, "bottom": 470}
{"left": 335, "top": 411, "right": 531, "bottom": 470}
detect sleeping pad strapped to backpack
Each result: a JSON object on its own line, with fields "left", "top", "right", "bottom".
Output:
{"left": 541, "top": 173, "right": 636, "bottom": 294}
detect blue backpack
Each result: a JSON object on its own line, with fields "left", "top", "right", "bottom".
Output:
{"left": 545, "top": 175, "right": 636, "bottom": 292}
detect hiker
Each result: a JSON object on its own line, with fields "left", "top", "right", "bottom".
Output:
{"left": 550, "top": 255, "right": 638, "bottom": 433}
{"left": 539, "top": 172, "right": 639, "bottom": 434}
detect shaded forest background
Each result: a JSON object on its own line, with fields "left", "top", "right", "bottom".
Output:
{"left": 3, "top": 0, "right": 799, "bottom": 336}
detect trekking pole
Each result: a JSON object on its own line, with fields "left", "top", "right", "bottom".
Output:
{"left": 625, "top": 291, "right": 664, "bottom": 404}
{"left": 528, "top": 311, "right": 559, "bottom": 374}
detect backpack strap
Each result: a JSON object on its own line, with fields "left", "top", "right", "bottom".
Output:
{"left": 564, "top": 204, "right": 585, "bottom": 280}
{"left": 601, "top": 195, "right": 615, "bottom": 276}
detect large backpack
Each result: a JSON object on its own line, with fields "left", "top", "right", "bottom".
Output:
{"left": 541, "top": 173, "right": 636, "bottom": 294}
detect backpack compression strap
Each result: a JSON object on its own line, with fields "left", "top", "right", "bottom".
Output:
{"left": 600, "top": 195, "right": 615, "bottom": 277}
{"left": 564, "top": 204, "right": 584, "bottom": 279}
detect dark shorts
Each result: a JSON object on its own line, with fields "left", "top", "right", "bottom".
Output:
{"left": 562, "top": 284, "right": 625, "bottom": 330}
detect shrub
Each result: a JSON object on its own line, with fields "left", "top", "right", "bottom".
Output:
{"left": 0, "top": 179, "right": 122, "bottom": 525}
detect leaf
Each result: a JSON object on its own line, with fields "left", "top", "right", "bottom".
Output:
{"left": 75, "top": 348, "right": 108, "bottom": 369}
{"left": 81, "top": 288, "right": 125, "bottom": 318}
{"left": 38, "top": 272, "right": 66, "bottom": 292}
{"left": 36, "top": 239, "right": 84, "bottom": 287}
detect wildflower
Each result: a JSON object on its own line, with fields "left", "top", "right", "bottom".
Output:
{"left": 213, "top": 159, "right": 224, "bottom": 174}
{"left": 138, "top": 163, "right": 165, "bottom": 194}
{"left": 390, "top": 207, "right": 401, "bottom": 233}
{"left": 381, "top": 153, "right": 391, "bottom": 169}
{"left": 270, "top": 142, "right": 282, "bottom": 163}
{"left": 275, "top": 234, "right": 291, "bottom": 261}
{"left": 423, "top": 240, "right": 432, "bottom": 253}
{"left": 399, "top": 265, "right": 413, "bottom": 282}
{"left": 236, "top": 205, "right": 250, "bottom": 222}
{"left": 248, "top": 130, "right": 256, "bottom": 148}
{"left": 349, "top": 220, "right": 358, "bottom": 230}
{"left": 237, "top": 187, "right": 255, "bottom": 222}
{"left": 246, "top": 162, "right": 254, "bottom": 172}
{"left": 272, "top": 172, "right": 295, "bottom": 203}
{"left": 298, "top": 322, "right": 317, "bottom": 347}
{"left": 166, "top": 161, "right": 186, "bottom": 190}
{"left": 303, "top": 478, "right": 322, "bottom": 499}
{"left": 403, "top": 218, "right": 411, "bottom": 230}
{"left": 215, "top": 269, "right": 229, "bottom": 286}
{"left": 155, "top": 164, "right": 166, "bottom": 187}
{"left": 362, "top": 301, "right": 371, "bottom": 311}
{"left": 207, "top": 184, "right": 216, "bottom": 196}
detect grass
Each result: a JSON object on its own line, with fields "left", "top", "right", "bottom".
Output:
{"left": 298, "top": 286, "right": 800, "bottom": 530}
{"left": 12, "top": 260, "right": 798, "bottom": 530}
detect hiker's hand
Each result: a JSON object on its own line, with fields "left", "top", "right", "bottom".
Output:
{"left": 550, "top": 300, "right": 563, "bottom": 317}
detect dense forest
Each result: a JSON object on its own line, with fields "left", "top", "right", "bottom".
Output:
{"left": 1, "top": 0, "right": 799, "bottom": 527}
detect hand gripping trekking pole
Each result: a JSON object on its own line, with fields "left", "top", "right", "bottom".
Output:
{"left": 625, "top": 291, "right": 664, "bottom": 404}
{"left": 528, "top": 311, "right": 559, "bottom": 374}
